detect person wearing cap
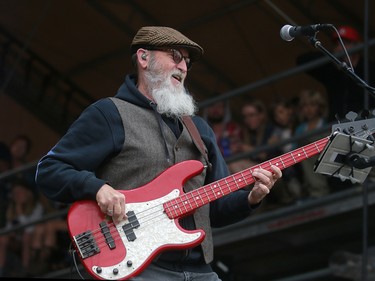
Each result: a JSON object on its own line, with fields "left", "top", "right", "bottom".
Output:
{"left": 296, "top": 25, "right": 375, "bottom": 122}
{"left": 35, "top": 26, "right": 281, "bottom": 280}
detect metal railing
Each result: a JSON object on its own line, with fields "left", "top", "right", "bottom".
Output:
{"left": 0, "top": 25, "right": 96, "bottom": 135}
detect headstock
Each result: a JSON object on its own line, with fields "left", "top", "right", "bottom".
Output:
{"left": 315, "top": 111, "right": 375, "bottom": 183}
{"left": 331, "top": 110, "right": 375, "bottom": 140}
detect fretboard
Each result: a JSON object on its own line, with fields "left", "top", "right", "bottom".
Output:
{"left": 164, "top": 136, "right": 330, "bottom": 219}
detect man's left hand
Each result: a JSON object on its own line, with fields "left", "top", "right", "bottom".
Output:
{"left": 248, "top": 165, "right": 282, "bottom": 205}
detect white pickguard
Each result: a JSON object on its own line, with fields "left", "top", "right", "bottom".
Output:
{"left": 92, "top": 189, "right": 202, "bottom": 279}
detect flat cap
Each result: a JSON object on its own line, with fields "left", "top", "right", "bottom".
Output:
{"left": 131, "top": 26, "right": 204, "bottom": 61}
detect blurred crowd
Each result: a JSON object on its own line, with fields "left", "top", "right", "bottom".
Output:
{"left": 0, "top": 135, "right": 70, "bottom": 277}
{"left": 201, "top": 88, "right": 367, "bottom": 210}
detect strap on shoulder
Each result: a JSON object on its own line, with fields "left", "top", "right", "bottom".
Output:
{"left": 181, "top": 116, "right": 212, "bottom": 171}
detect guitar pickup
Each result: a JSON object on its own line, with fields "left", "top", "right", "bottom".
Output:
{"left": 74, "top": 230, "right": 100, "bottom": 259}
{"left": 122, "top": 211, "right": 140, "bottom": 242}
{"left": 99, "top": 221, "right": 116, "bottom": 249}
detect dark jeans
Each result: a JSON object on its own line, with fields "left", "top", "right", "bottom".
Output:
{"left": 129, "top": 262, "right": 222, "bottom": 281}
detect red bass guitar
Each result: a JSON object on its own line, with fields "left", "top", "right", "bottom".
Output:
{"left": 67, "top": 115, "right": 375, "bottom": 280}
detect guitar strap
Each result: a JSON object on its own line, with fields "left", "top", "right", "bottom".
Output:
{"left": 181, "top": 116, "right": 212, "bottom": 171}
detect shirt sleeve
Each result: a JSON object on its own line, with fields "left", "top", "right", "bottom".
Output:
{"left": 35, "top": 98, "right": 124, "bottom": 203}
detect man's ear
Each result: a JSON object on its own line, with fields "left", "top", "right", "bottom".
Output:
{"left": 137, "top": 49, "right": 148, "bottom": 68}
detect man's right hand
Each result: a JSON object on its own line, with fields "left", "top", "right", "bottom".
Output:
{"left": 96, "top": 184, "right": 127, "bottom": 224}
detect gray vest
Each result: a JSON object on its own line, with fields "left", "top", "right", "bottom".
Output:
{"left": 96, "top": 98, "right": 214, "bottom": 263}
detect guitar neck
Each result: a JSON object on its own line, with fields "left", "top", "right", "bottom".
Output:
{"left": 164, "top": 136, "right": 330, "bottom": 219}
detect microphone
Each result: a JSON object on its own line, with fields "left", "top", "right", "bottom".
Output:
{"left": 280, "top": 24, "right": 333, "bottom": 41}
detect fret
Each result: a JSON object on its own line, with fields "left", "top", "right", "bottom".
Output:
{"left": 249, "top": 168, "right": 257, "bottom": 182}
{"left": 209, "top": 183, "right": 217, "bottom": 200}
{"left": 172, "top": 201, "right": 182, "bottom": 217}
{"left": 185, "top": 193, "right": 194, "bottom": 212}
{"left": 270, "top": 160, "right": 279, "bottom": 169}
{"left": 224, "top": 177, "right": 232, "bottom": 193}
{"left": 171, "top": 200, "right": 180, "bottom": 217}
{"left": 290, "top": 151, "right": 297, "bottom": 163}
{"left": 179, "top": 196, "right": 188, "bottom": 214}
{"left": 279, "top": 156, "right": 286, "bottom": 168}
{"left": 240, "top": 171, "right": 249, "bottom": 186}
{"left": 295, "top": 151, "right": 302, "bottom": 161}
{"left": 192, "top": 189, "right": 204, "bottom": 207}
{"left": 215, "top": 181, "right": 224, "bottom": 197}
{"left": 203, "top": 186, "right": 210, "bottom": 203}
{"left": 285, "top": 153, "right": 293, "bottom": 166}
{"left": 191, "top": 190, "right": 199, "bottom": 208}
{"left": 163, "top": 201, "right": 171, "bottom": 216}
{"left": 314, "top": 142, "right": 321, "bottom": 153}
{"left": 233, "top": 174, "right": 242, "bottom": 190}
{"left": 301, "top": 147, "right": 308, "bottom": 158}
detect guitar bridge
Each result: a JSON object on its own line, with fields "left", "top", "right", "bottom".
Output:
{"left": 73, "top": 230, "right": 100, "bottom": 259}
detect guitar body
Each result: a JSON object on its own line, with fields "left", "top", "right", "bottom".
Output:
{"left": 67, "top": 160, "right": 206, "bottom": 280}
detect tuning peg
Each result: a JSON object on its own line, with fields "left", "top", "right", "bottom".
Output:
{"left": 345, "top": 111, "right": 358, "bottom": 122}
{"left": 353, "top": 141, "right": 365, "bottom": 149}
{"left": 360, "top": 110, "right": 371, "bottom": 119}
{"left": 349, "top": 176, "right": 360, "bottom": 184}
{"left": 338, "top": 174, "right": 347, "bottom": 182}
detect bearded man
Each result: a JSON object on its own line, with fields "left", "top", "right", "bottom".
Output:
{"left": 35, "top": 26, "right": 281, "bottom": 281}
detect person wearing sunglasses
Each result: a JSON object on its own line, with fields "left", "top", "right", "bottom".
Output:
{"left": 35, "top": 26, "right": 281, "bottom": 281}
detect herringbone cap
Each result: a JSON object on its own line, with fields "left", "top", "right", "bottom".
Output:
{"left": 131, "top": 26, "right": 204, "bottom": 61}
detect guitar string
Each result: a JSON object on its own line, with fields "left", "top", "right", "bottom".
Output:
{"left": 163, "top": 137, "right": 330, "bottom": 218}
{"left": 75, "top": 136, "right": 333, "bottom": 252}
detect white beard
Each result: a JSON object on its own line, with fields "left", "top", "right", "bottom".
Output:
{"left": 144, "top": 58, "right": 197, "bottom": 117}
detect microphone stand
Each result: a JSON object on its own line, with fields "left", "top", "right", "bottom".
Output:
{"left": 307, "top": 35, "right": 375, "bottom": 98}
{"left": 307, "top": 34, "right": 374, "bottom": 281}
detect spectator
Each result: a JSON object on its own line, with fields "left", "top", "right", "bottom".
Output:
{"left": 270, "top": 97, "right": 299, "bottom": 153}
{"left": 269, "top": 98, "right": 302, "bottom": 205}
{"left": 202, "top": 99, "right": 243, "bottom": 158}
{"left": 226, "top": 127, "right": 257, "bottom": 174}
{"left": 30, "top": 198, "right": 70, "bottom": 274}
{"left": 9, "top": 135, "right": 36, "bottom": 192}
{"left": 202, "top": 99, "right": 252, "bottom": 175}
{"left": 0, "top": 179, "right": 44, "bottom": 277}
{"left": 296, "top": 25, "right": 375, "bottom": 122}
{"left": 293, "top": 89, "right": 331, "bottom": 200}
{"left": 240, "top": 98, "right": 282, "bottom": 164}
{"left": 239, "top": 98, "right": 285, "bottom": 209}
{"left": 10, "top": 135, "right": 32, "bottom": 169}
